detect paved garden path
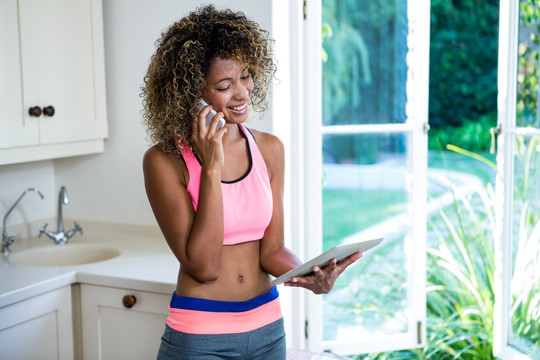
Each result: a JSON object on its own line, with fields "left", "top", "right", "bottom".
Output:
{"left": 323, "top": 168, "right": 485, "bottom": 340}
{"left": 339, "top": 168, "right": 484, "bottom": 246}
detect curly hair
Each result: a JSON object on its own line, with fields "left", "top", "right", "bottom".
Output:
{"left": 141, "top": 5, "right": 276, "bottom": 155}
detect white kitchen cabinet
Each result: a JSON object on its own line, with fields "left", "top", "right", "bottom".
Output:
{"left": 0, "top": 0, "right": 108, "bottom": 165}
{"left": 80, "top": 284, "right": 169, "bottom": 360}
{"left": 0, "top": 286, "right": 74, "bottom": 360}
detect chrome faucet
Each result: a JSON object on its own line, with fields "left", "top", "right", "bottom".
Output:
{"left": 39, "top": 186, "right": 82, "bottom": 245}
{"left": 2, "top": 187, "right": 45, "bottom": 256}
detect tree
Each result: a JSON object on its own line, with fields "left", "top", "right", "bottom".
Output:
{"left": 428, "top": 0, "right": 499, "bottom": 129}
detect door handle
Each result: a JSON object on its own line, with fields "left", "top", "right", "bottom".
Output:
{"left": 490, "top": 124, "right": 501, "bottom": 154}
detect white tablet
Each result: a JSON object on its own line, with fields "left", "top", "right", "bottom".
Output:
{"left": 272, "top": 237, "right": 383, "bottom": 285}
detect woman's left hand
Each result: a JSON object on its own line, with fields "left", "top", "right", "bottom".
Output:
{"left": 284, "top": 252, "right": 363, "bottom": 294}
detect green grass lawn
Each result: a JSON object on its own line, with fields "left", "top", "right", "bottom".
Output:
{"left": 323, "top": 150, "right": 496, "bottom": 250}
{"left": 428, "top": 149, "right": 496, "bottom": 184}
{"left": 323, "top": 189, "right": 407, "bottom": 250}
{"left": 321, "top": 151, "right": 499, "bottom": 344}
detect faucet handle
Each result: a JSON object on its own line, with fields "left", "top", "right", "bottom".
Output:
{"left": 74, "top": 221, "right": 83, "bottom": 235}
{"left": 64, "top": 222, "right": 83, "bottom": 240}
{"left": 39, "top": 223, "right": 48, "bottom": 237}
{"left": 5, "top": 235, "right": 15, "bottom": 246}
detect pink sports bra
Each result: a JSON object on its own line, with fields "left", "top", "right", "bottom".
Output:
{"left": 179, "top": 124, "right": 273, "bottom": 245}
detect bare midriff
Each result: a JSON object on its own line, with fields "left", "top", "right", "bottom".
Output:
{"left": 175, "top": 240, "right": 273, "bottom": 302}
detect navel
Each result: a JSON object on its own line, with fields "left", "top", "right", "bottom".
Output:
{"left": 238, "top": 274, "right": 244, "bottom": 283}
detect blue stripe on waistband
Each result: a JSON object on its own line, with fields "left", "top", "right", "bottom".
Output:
{"left": 169, "top": 286, "right": 279, "bottom": 312}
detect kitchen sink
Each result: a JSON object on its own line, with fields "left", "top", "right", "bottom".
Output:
{"left": 9, "top": 243, "right": 121, "bottom": 267}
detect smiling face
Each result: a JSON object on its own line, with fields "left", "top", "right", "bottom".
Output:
{"left": 202, "top": 57, "right": 254, "bottom": 125}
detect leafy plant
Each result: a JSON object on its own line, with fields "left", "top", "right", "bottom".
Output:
{"left": 350, "top": 139, "right": 539, "bottom": 359}
{"left": 429, "top": 0, "right": 499, "bottom": 129}
{"left": 510, "top": 203, "right": 540, "bottom": 356}
{"left": 428, "top": 113, "right": 497, "bottom": 153}
{"left": 423, "top": 182, "right": 496, "bottom": 359}
{"left": 517, "top": 0, "right": 540, "bottom": 127}
{"left": 347, "top": 171, "right": 495, "bottom": 359}
{"left": 509, "top": 135, "right": 540, "bottom": 356}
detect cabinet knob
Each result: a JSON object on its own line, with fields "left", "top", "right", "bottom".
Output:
{"left": 43, "top": 106, "right": 55, "bottom": 117}
{"left": 122, "top": 294, "right": 137, "bottom": 308}
{"left": 28, "top": 106, "right": 42, "bottom": 117}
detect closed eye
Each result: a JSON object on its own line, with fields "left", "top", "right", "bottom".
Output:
{"left": 217, "top": 85, "right": 231, "bottom": 91}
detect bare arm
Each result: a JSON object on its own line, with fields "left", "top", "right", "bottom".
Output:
{"left": 256, "top": 131, "right": 362, "bottom": 294}
{"left": 143, "top": 109, "right": 228, "bottom": 282}
{"left": 257, "top": 132, "right": 302, "bottom": 276}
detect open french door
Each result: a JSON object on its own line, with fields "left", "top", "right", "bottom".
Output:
{"left": 494, "top": 0, "right": 540, "bottom": 358}
{"left": 300, "top": 0, "right": 430, "bottom": 355}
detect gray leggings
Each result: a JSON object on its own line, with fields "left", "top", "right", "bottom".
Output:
{"left": 156, "top": 318, "right": 286, "bottom": 360}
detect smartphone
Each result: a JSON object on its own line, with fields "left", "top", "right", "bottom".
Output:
{"left": 199, "top": 99, "right": 225, "bottom": 130}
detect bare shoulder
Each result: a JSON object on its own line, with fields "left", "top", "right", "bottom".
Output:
{"left": 248, "top": 128, "right": 284, "bottom": 159}
{"left": 143, "top": 145, "right": 186, "bottom": 186}
{"left": 248, "top": 128, "right": 284, "bottom": 180}
{"left": 143, "top": 145, "right": 170, "bottom": 171}
{"left": 143, "top": 145, "right": 163, "bottom": 163}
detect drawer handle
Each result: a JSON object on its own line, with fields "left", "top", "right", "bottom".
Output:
{"left": 43, "top": 106, "right": 55, "bottom": 117}
{"left": 122, "top": 294, "right": 137, "bottom": 308}
{"left": 29, "top": 106, "right": 42, "bottom": 117}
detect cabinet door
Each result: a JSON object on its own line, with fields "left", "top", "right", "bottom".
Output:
{"left": 19, "top": 0, "right": 108, "bottom": 145}
{"left": 0, "top": 286, "right": 74, "bottom": 360}
{"left": 0, "top": 0, "right": 39, "bottom": 149}
{"left": 81, "top": 284, "right": 169, "bottom": 360}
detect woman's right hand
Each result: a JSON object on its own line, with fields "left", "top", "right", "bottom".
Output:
{"left": 192, "top": 104, "right": 228, "bottom": 170}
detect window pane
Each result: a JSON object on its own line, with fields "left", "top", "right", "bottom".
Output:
{"left": 509, "top": 1, "right": 540, "bottom": 355}
{"left": 322, "top": 0, "right": 407, "bottom": 126}
{"left": 509, "top": 135, "right": 540, "bottom": 357}
{"left": 322, "top": 133, "right": 410, "bottom": 341}
{"left": 516, "top": 0, "right": 539, "bottom": 128}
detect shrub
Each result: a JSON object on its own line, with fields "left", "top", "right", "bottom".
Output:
{"left": 428, "top": 112, "right": 497, "bottom": 152}
{"left": 429, "top": 0, "right": 499, "bottom": 129}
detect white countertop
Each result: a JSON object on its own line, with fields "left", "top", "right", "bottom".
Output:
{"left": 0, "top": 221, "right": 178, "bottom": 308}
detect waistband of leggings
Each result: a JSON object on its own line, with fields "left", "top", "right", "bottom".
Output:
{"left": 166, "top": 287, "right": 282, "bottom": 335}
{"left": 169, "top": 285, "right": 279, "bottom": 312}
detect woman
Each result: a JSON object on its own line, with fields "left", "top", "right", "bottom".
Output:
{"left": 141, "top": 5, "right": 362, "bottom": 359}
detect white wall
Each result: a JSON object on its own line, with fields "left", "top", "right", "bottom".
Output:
{"left": 1, "top": 0, "right": 277, "bottom": 228}
{"left": 0, "top": 161, "right": 55, "bottom": 228}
